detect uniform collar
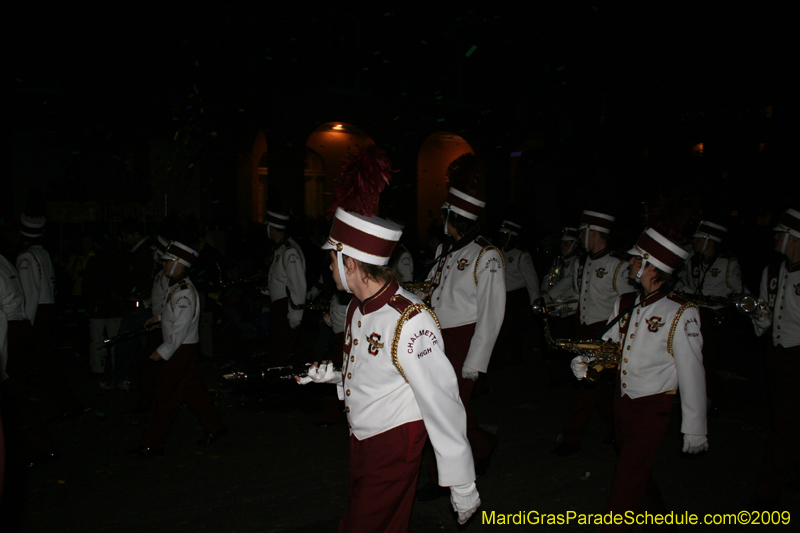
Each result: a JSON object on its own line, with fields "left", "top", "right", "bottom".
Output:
{"left": 168, "top": 272, "right": 190, "bottom": 287}
{"left": 591, "top": 247, "right": 609, "bottom": 260}
{"left": 788, "top": 261, "right": 800, "bottom": 273}
{"left": 639, "top": 290, "right": 666, "bottom": 307}
{"left": 131, "top": 238, "right": 147, "bottom": 253}
{"left": 359, "top": 280, "right": 398, "bottom": 315}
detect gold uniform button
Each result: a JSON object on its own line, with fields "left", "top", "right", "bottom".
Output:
{"left": 627, "top": 346, "right": 631, "bottom": 350}
{"left": 347, "top": 373, "right": 352, "bottom": 379}
{"left": 622, "top": 383, "right": 627, "bottom": 388}
{"left": 623, "top": 370, "right": 627, "bottom": 375}
{"left": 623, "top": 358, "right": 628, "bottom": 363}
{"left": 348, "top": 423, "right": 352, "bottom": 428}
{"left": 350, "top": 356, "right": 355, "bottom": 362}
{"left": 777, "top": 326, "right": 781, "bottom": 330}
{"left": 779, "top": 316, "right": 783, "bottom": 319}
{"left": 635, "top": 322, "right": 639, "bottom": 327}
{"left": 354, "top": 339, "right": 359, "bottom": 345}
{"left": 346, "top": 389, "right": 351, "bottom": 396}
{"left": 630, "top": 334, "right": 635, "bottom": 338}
{"left": 358, "top": 321, "right": 361, "bottom": 328}
{"left": 447, "top": 265, "right": 450, "bottom": 269}
{"left": 345, "top": 406, "right": 350, "bottom": 413}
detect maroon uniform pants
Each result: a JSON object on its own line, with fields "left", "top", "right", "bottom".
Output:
{"left": 427, "top": 323, "right": 497, "bottom": 484}
{"left": 339, "top": 420, "right": 427, "bottom": 533}
{"left": 141, "top": 343, "right": 225, "bottom": 448}
{"left": 269, "top": 298, "right": 297, "bottom": 367}
{"left": 754, "top": 344, "right": 800, "bottom": 500}
{"left": 560, "top": 320, "right": 615, "bottom": 447}
{"left": 603, "top": 391, "right": 672, "bottom": 533}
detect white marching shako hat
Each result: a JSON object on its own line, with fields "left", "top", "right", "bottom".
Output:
{"left": 263, "top": 210, "right": 290, "bottom": 230}
{"left": 693, "top": 220, "right": 728, "bottom": 242}
{"left": 499, "top": 220, "right": 521, "bottom": 236}
{"left": 323, "top": 207, "right": 402, "bottom": 266}
{"left": 154, "top": 235, "right": 170, "bottom": 255}
{"left": 20, "top": 214, "right": 46, "bottom": 238}
{"left": 561, "top": 227, "right": 579, "bottom": 242}
{"left": 579, "top": 210, "right": 615, "bottom": 234}
{"left": 773, "top": 208, "right": 800, "bottom": 239}
{"left": 161, "top": 240, "right": 199, "bottom": 268}
{"left": 628, "top": 227, "right": 690, "bottom": 274}
{"left": 441, "top": 187, "right": 486, "bottom": 221}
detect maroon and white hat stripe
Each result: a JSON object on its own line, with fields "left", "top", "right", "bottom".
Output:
{"left": 562, "top": 227, "right": 579, "bottom": 241}
{"left": 264, "top": 210, "right": 290, "bottom": 229}
{"left": 163, "top": 241, "right": 199, "bottom": 268}
{"left": 443, "top": 188, "right": 485, "bottom": 220}
{"left": 774, "top": 208, "right": 800, "bottom": 238}
{"left": 500, "top": 220, "right": 521, "bottom": 235}
{"left": 20, "top": 214, "right": 46, "bottom": 238}
{"left": 580, "top": 210, "right": 615, "bottom": 233}
{"left": 629, "top": 227, "right": 690, "bottom": 274}
{"left": 322, "top": 207, "right": 403, "bottom": 266}
{"left": 693, "top": 220, "right": 727, "bottom": 242}
{"left": 328, "top": 218, "right": 397, "bottom": 259}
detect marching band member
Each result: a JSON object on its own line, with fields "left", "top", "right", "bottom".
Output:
{"left": 264, "top": 209, "right": 306, "bottom": 366}
{"left": 553, "top": 210, "right": 631, "bottom": 456}
{"left": 572, "top": 227, "right": 706, "bottom": 532}
{"left": 417, "top": 185, "right": 505, "bottom": 500}
{"left": 679, "top": 219, "right": 743, "bottom": 414}
{"left": 749, "top": 207, "right": 800, "bottom": 510}
{"left": 129, "top": 239, "right": 226, "bottom": 457}
{"left": 298, "top": 144, "right": 479, "bottom": 530}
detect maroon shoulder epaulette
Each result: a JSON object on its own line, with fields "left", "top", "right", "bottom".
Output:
{"left": 388, "top": 293, "right": 421, "bottom": 320}
{"left": 667, "top": 293, "right": 689, "bottom": 305}
{"left": 609, "top": 250, "right": 627, "bottom": 261}
{"left": 787, "top": 261, "right": 800, "bottom": 273}
{"left": 474, "top": 236, "right": 492, "bottom": 248}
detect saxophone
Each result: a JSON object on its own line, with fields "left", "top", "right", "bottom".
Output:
{"left": 539, "top": 313, "right": 621, "bottom": 382}
{"left": 546, "top": 256, "right": 567, "bottom": 288}
{"left": 401, "top": 280, "right": 432, "bottom": 306}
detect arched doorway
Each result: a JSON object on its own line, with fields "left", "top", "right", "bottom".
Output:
{"left": 416, "top": 131, "right": 474, "bottom": 241}
{"left": 304, "top": 122, "right": 375, "bottom": 219}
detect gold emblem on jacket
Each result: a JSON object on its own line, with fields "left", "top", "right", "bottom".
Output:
{"left": 646, "top": 316, "right": 665, "bottom": 332}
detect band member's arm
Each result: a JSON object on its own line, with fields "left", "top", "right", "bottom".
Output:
{"left": 156, "top": 290, "right": 195, "bottom": 361}
{"left": 613, "top": 259, "right": 631, "bottom": 294}
{"left": 464, "top": 248, "right": 506, "bottom": 373}
{"left": 519, "top": 251, "right": 540, "bottom": 305}
{"left": 672, "top": 306, "right": 707, "bottom": 437}
{"left": 400, "top": 312, "right": 475, "bottom": 487}
{"left": 284, "top": 247, "right": 307, "bottom": 328}
{"left": 16, "top": 252, "right": 41, "bottom": 323}
{"left": 727, "top": 257, "right": 744, "bottom": 295}
{"left": 753, "top": 266, "right": 772, "bottom": 336}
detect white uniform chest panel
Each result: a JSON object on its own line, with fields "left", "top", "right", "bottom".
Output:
{"left": 577, "top": 254, "right": 629, "bottom": 325}
{"left": 772, "top": 267, "right": 800, "bottom": 347}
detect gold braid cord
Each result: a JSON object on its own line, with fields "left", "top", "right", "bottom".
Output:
{"left": 612, "top": 259, "right": 625, "bottom": 292}
{"left": 391, "top": 303, "right": 442, "bottom": 383}
{"left": 474, "top": 246, "right": 505, "bottom": 285}
{"left": 667, "top": 302, "right": 698, "bottom": 356}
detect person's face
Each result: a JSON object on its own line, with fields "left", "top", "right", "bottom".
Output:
{"left": 629, "top": 256, "right": 656, "bottom": 285}
{"left": 162, "top": 259, "right": 184, "bottom": 278}
{"left": 329, "top": 251, "right": 343, "bottom": 291}
{"left": 560, "top": 240, "right": 575, "bottom": 257}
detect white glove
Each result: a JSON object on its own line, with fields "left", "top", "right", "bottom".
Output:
{"left": 570, "top": 355, "right": 591, "bottom": 380}
{"left": 462, "top": 365, "right": 480, "bottom": 381}
{"left": 450, "top": 482, "right": 480, "bottom": 525}
{"left": 682, "top": 434, "right": 709, "bottom": 454}
{"left": 295, "top": 361, "right": 342, "bottom": 386}
{"left": 322, "top": 313, "right": 332, "bottom": 328}
{"left": 307, "top": 287, "right": 320, "bottom": 301}
{"left": 289, "top": 320, "right": 301, "bottom": 329}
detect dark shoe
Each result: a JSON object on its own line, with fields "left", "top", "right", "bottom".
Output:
{"left": 550, "top": 442, "right": 581, "bottom": 457}
{"left": 475, "top": 442, "right": 498, "bottom": 477}
{"left": 128, "top": 446, "right": 165, "bottom": 458}
{"left": 414, "top": 482, "right": 449, "bottom": 502}
{"left": 49, "top": 406, "right": 86, "bottom": 423}
{"left": 197, "top": 426, "right": 229, "bottom": 445}
{"left": 28, "top": 450, "right": 60, "bottom": 468}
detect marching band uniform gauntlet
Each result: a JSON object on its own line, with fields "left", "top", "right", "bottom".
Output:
{"left": 450, "top": 482, "right": 481, "bottom": 525}
{"left": 570, "top": 355, "right": 591, "bottom": 380}
{"left": 682, "top": 434, "right": 709, "bottom": 454}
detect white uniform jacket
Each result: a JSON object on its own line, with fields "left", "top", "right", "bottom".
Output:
{"left": 156, "top": 277, "right": 200, "bottom": 361}
{"left": 678, "top": 254, "right": 743, "bottom": 305}
{"left": 391, "top": 246, "right": 414, "bottom": 283}
{"left": 329, "top": 291, "right": 349, "bottom": 335}
{"left": 16, "top": 245, "right": 56, "bottom": 325}
{"left": 574, "top": 249, "right": 631, "bottom": 326}
{"left": 151, "top": 270, "right": 170, "bottom": 317}
{"left": 755, "top": 261, "right": 800, "bottom": 348}
{"left": 503, "top": 248, "right": 540, "bottom": 304}
{"left": 0, "top": 254, "right": 27, "bottom": 322}
{"left": 427, "top": 237, "right": 506, "bottom": 372}
{"left": 541, "top": 254, "right": 579, "bottom": 316}
{"left": 341, "top": 281, "right": 474, "bottom": 486}
{"left": 0, "top": 308, "right": 7, "bottom": 380}
{"left": 267, "top": 237, "right": 306, "bottom": 326}
{"left": 603, "top": 292, "right": 707, "bottom": 436}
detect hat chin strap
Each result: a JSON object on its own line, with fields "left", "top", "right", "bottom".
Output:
{"left": 337, "top": 252, "right": 352, "bottom": 294}
{"left": 444, "top": 209, "right": 451, "bottom": 236}
{"left": 566, "top": 241, "right": 577, "bottom": 257}
{"left": 701, "top": 236, "right": 709, "bottom": 254}
{"left": 635, "top": 259, "right": 648, "bottom": 281}
{"left": 583, "top": 229, "right": 590, "bottom": 252}
{"left": 780, "top": 233, "right": 789, "bottom": 256}
{"left": 168, "top": 258, "right": 179, "bottom": 278}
